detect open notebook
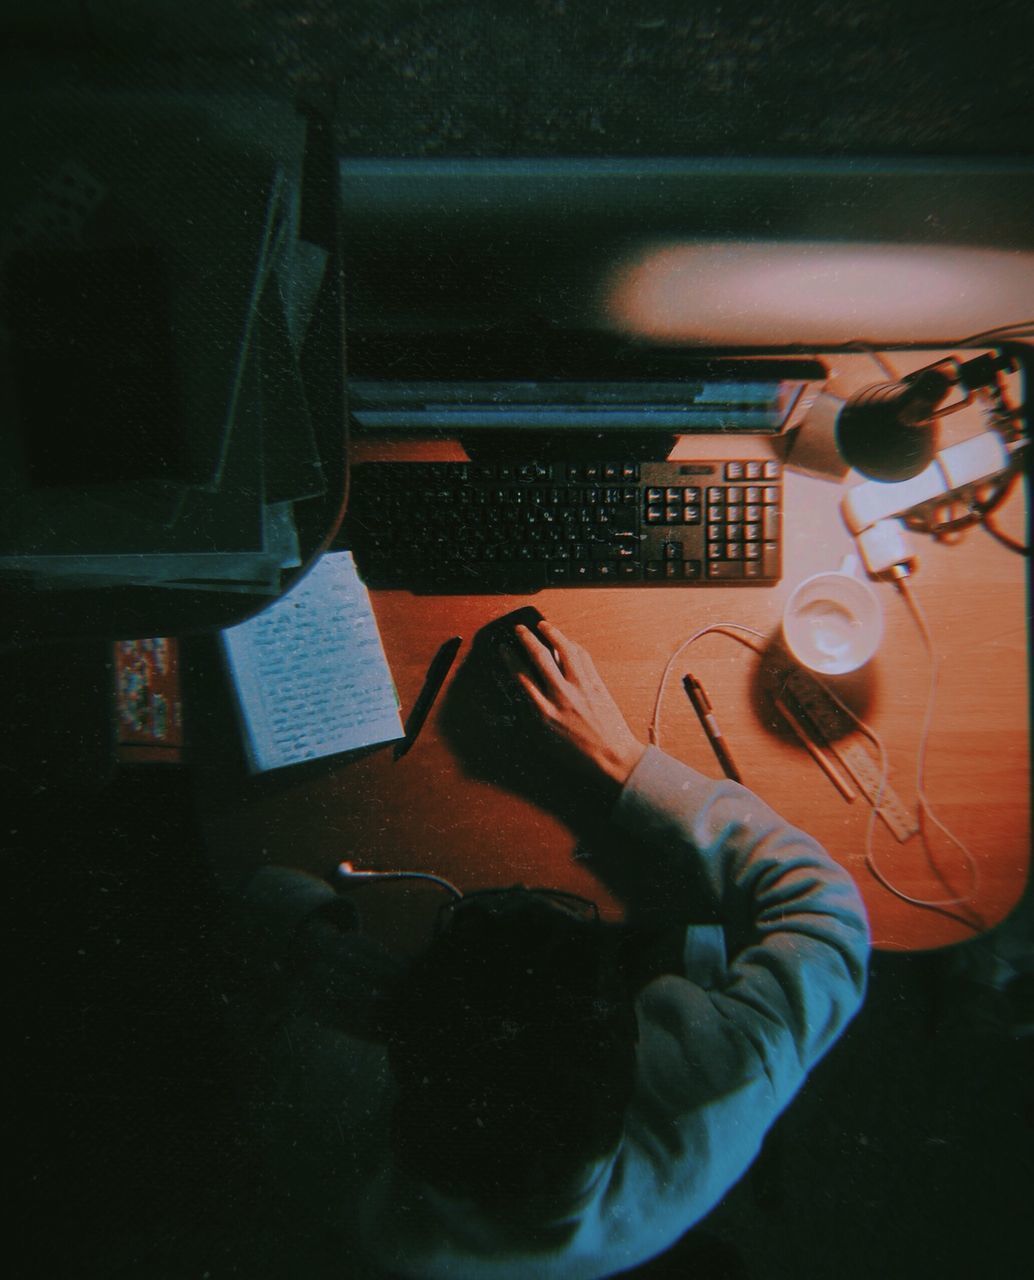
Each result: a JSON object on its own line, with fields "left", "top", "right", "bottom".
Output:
{"left": 220, "top": 551, "right": 403, "bottom": 772}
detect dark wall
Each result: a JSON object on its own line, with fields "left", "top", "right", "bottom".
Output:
{"left": 3, "top": 0, "right": 1033, "bottom": 157}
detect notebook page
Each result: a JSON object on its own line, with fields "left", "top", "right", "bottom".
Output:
{"left": 221, "top": 550, "right": 403, "bottom": 772}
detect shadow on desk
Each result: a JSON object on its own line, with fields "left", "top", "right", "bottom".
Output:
{"left": 438, "top": 639, "right": 723, "bottom": 928}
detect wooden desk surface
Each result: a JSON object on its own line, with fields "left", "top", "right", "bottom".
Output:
{"left": 198, "top": 354, "right": 1030, "bottom": 953}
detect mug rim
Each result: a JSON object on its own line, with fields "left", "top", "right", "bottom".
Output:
{"left": 782, "top": 570, "right": 883, "bottom": 675}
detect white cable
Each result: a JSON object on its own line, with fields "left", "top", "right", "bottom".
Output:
{"left": 335, "top": 860, "right": 464, "bottom": 900}
{"left": 801, "top": 661, "right": 980, "bottom": 918}
{"left": 893, "top": 577, "right": 983, "bottom": 904}
{"left": 648, "top": 613, "right": 983, "bottom": 923}
{"left": 648, "top": 622, "right": 767, "bottom": 749}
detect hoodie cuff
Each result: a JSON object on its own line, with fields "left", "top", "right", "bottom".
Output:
{"left": 611, "top": 745, "right": 744, "bottom": 844}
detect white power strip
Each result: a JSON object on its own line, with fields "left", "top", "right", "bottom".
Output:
{"left": 841, "top": 431, "right": 1011, "bottom": 534}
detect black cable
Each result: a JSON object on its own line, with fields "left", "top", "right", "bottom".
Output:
{"left": 903, "top": 471, "right": 1016, "bottom": 537}
{"left": 980, "top": 458, "right": 1031, "bottom": 554}
{"left": 982, "top": 517, "right": 1030, "bottom": 555}
{"left": 956, "top": 320, "right": 1034, "bottom": 345}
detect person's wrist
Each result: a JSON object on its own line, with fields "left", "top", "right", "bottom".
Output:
{"left": 599, "top": 738, "right": 646, "bottom": 788}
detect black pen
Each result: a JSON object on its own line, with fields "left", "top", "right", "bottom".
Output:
{"left": 394, "top": 636, "right": 462, "bottom": 760}
{"left": 682, "top": 673, "right": 742, "bottom": 783}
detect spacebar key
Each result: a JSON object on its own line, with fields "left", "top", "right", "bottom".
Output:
{"left": 415, "top": 561, "right": 542, "bottom": 593}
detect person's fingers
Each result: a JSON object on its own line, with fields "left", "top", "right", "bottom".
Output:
{"left": 514, "top": 625, "right": 565, "bottom": 694}
{"left": 513, "top": 670, "right": 556, "bottom": 722}
{"left": 534, "top": 621, "right": 581, "bottom": 678}
{"left": 539, "top": 620, "right": 599, "bottom": 687}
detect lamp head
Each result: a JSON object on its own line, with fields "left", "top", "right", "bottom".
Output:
{"left": 835, "top": 366, "right": 954, "bottom": 482}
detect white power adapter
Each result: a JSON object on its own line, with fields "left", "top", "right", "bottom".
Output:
{"left": 855, "top": 518, "right": 915, "bottom": 576}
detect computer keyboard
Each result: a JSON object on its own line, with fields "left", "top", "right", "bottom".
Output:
{"left": 343, "top": 458, "right": 782, "bottom": 592}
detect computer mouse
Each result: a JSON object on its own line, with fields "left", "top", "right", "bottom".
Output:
{"left": 469, "top": 606, "right": 557, "bottom": 723}
{"left": 477, "top": 605, "right": 550, "bottom": 661}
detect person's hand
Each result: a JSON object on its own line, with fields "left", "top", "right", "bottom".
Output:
{"left": 505, "top": 621, "right": 646, "bottom": 790}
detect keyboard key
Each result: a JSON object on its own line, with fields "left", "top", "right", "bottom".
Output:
{"left": 707, "top": 561, "right": 744, "bottom": 580}
{"left": 682, "top": 559, "right": 703, "bottom": 580}
{"left": 663, "top": 541, "right": 682, "bottom": 560}
{"left": 707, "top": 487, "right": 725, "bottom": 504}
{"left": 745, "top": 460, "right": 763, "bottom": 479}
{"left": 682, "top": 505, "right": 701, "bottom": 524}
{"left": 745, "top": 486, "right": 762, "bottom": 504}
{"left": 744, "top": 523, "right": 760, "bottom": 542}
{"left": 682, "top": 487, "right": 701, "bottom": 503}
{"left": 726, "top": 542, "right": 743, "bottom": 559}
{"left": 726, "top": 505, "right": 743, "bottom": 523}
{"left": 744, "top": 542, "right": 761, "bottom": 559}
{"left": 763, "top": 486, "right": 780, "bottom": 504}
{"left": 726, "top": 486, "right": 743, "bottom": 503}
{"left": 725, "top": 461, "right": 744, "bottom": 480}
{"left": 744, "top": 504, "right": 762, "bottom": 522}
{"left": 763, "top": 509, "right": 781, "bottom": 540}
{"left": 763, "top": 460, "right": 781, "bottom": 479}
{"left": 763, "top": 542, "right": 780, "bottom": 576}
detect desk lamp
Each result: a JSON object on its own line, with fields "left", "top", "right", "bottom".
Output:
{"left": 839, "top": 350, "right": 1027, "bottom": 577}
{"left": 835, "top": 351, "right": 1015, "bottom": 482}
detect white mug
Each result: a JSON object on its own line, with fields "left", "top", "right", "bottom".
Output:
{"left": 782, "top": 569, "right": 883, "bottom": 676}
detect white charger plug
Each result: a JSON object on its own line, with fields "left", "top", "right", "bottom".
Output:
{"left": 856, "top": 518, "right": 915, "bottom": 576}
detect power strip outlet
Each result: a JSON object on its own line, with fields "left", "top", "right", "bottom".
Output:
{"left": 841, "top": 431, "right": 1011, "bottom": 533}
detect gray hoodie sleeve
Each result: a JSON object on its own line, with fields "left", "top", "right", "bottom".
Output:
{"left": 613, "top": 746, "right": 870, "bottom": 1094}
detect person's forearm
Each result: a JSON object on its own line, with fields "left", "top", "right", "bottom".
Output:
{"left": 612, "top": 746, "right": 869, "bottom": 1057}
{"left": 613, "top": 746, "right": 860, "bottom": 919}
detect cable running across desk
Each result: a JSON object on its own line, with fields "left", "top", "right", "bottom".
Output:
{"left": 648, "top": 613, "right": 986, "bottom": 931}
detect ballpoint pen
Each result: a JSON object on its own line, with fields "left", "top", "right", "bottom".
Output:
{"left": 773, "top": 695, "right": 857, "bottom": 802}
{"left": 682, "top": 673, "right": 742, "bottom": 783}
{"left": 394, "top": 636, "right": 462, "bottom": 760}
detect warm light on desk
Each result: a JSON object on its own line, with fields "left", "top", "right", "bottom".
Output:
{"left": 602, "top": 241, "right": 1034, "bottom": 345}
